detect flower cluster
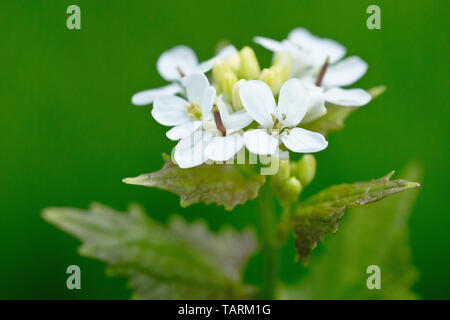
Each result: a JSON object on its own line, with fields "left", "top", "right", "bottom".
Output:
{"left": 132, "top": 28, "right": 371, "bottom": 168}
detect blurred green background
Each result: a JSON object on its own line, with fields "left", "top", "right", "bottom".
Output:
{"left": 1, "top": 0, "right": 449, "bottom": 299}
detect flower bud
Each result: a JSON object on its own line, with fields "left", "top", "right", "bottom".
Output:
{"left": 275, "top": 159, "right": 290, "bottom": 185}
{"left": 272, "top": 159, "right": 303, "bottom": 203}
{"left": 296, "top": 154, "right": 317, "bottom": 186}
{"left": 238, "top": 46, "right": 261, "bottom": 80}
{"left": 290, "top": 161, "right": 298, "bottom": 175}
{"left": 259, "top": 65, "right": 290, "bottom": 95}
{"left": 272, "top": 158, "right": 291, "bottom": 189}
{"left": 282, "top": 177, "right": 302, "bottom": 202}
{"left": 225, "top": 52, "right": 240, "bottom": 73}
{"left": 259, "top": 68, "right": 275, "bottom": 91}
{"left": 273, "top": 52, "right": 292, "bottom": 72}
{"left": 212, "top": 60, "right": 237, "bottom": 103}
{"left": 231, "top": 79, "right": 246, "bottom": 111}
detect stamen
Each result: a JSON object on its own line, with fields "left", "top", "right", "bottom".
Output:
{"left": 274, "top": 121, "right": 283, "bottom": 130}
{"left": 185, "top": 103, "right": 202, "bottom": 120}
{"left": 176, "top": 66, "right": 185, "bottom": 78}
{"left": 315, "top": 56, "right": 330, "bottom": 87}
{"left": 213, "top": 104, "right": 226, "bottom": 136}
{"left": 271, "top": 113, "right": 277, "bottom": 122}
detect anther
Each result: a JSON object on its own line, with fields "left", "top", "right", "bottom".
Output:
{"left": 271, "top": 113, "right": 277, "bottom": 122}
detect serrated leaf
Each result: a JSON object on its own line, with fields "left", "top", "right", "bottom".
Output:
{"left": 292, "top": 170, "right": 420, "bottom": 262}
{"left": 301, "top": 85, "right": 386, "bottom": 136}
{"left": 42, "top": 203, "right": 257, "bottom": 299}
{"left": 281, "top": 162, "right": 422, "bottom": 299}
{"left": 123, "top": 155, "right": 266, "bottom": 210}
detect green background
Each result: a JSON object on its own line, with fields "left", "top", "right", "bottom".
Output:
{"left": 1, "top": 0, "right": 449, "bottom": 299}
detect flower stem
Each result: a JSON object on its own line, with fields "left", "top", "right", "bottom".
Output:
{"left": 277, "top": 204, "right": 291, "bottom": 244}
{"left": 258, "top": 181, "right": 278, "bottom": 299}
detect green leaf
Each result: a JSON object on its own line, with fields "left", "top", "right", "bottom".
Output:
{"left": 282, "top": 162, "right": 422, "bottom": 299}
{"left": 367, "top": 85, "right": 387, "bottom": 99}
{"left": 291, "top": 169, "right": 420, "bottom": 262}
{"left": 301, "top": 85, "right": 386, "bottom": 136}
{"left": 42, "top": 203, "right": 257, "bottom": 299}
{"left": 123, "top": 154, "right": 266, "bottom": 210}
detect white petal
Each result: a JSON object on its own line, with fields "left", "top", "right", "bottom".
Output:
{"left": 222, "top": 110, "right": 253, "bottom": 134}
{"left": 239, "top": 80, "right": 276, "bottom": 128}
{"left": 325, "top": 87, "right": 371, "bottom": 107}
{"left": 323, "top": 56, "right": 368, "bottom": 87}
{"left": 166, "top": 121, "right": 202, "bottom": 141}
{"left": 174, "top": 130, "right": 212, "bottom": 168}
{"left": 243, "top": 129, "right": 278, "bottom": 155}
{"left": 197, "top": 60, "right": 214, "bottom": 74}
{"left": 157, "top": 45, "right": 199, "bottom": 81}
{"left": 197, "top": 45, "right": 238, "bottom": 73}
{"left": 302, "top": 102, "right": 327, "bottom": 123}
{"left": 200, "top": 86, "right": 216, "bottom": 123}
{"left": 215, "top": 95, "right": 253, "bottom": 133}
{"left": 281, "top": 127, "right": 328, "bottom": 153}
{"left": 131, "top": 83, "right": 181, "bottom": 106}
{"left": 287, "top": 28, "right": 317, "bottom": 46}
{"left": 216, "top": 95, "right": 233, "bottom": 117}
{"left": 311, "top": 38, "right": 346, "bottom": 65}
{"left": 282, "top": 40, "right": 315, "bottom": 76}
{"left": 301, "top": 80, "right": 327, "bottom": 123}
{"left": 254, "top": 36, "right": 284, "bottom": 52}
{"left": 152, "top": 95, "right": 190, "bottom": 126}
{"left": 288, "top": 28, "right": 346, "bottom": 65}
{"left": 277, "top": 79, "right": 309, "bottom": 127}
{"left": 204, "top": 134, "right": 244, "bottom": 161}
{"left": 183, "top": 72, "right": 210, "bottom": 106}
{"left": 216, "top": 45, "right": 238, "bottom": 60}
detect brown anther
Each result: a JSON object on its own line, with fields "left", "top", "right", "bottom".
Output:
{"left": 315, "top": 56, "right": 330, "bottom": 87}
{"left": 213, "top": 104, "right": 226, "bottom": 136}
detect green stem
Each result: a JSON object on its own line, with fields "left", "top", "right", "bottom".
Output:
{"left": 277, "top": 204, "right": 291, "bottom": 244}
{"left": 258, "top": 181, "right": 278, "bottom": 299}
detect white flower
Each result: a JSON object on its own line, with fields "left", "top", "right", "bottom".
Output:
{"left": 300, "top": 76, "right": 372, "bottom": 123}
{"left": 152, "top": 72, "right": 216, "bottom": 141}
{"left": 239, "top": 79, "right": 328, "bottom": 155}
{"left": 254, "top": 28, "right": 368, "bottom": 87}
{"left": 255, "top": 28, "right": 371, "bottom": 123}
{"left": 204, "top": 96, "right": 253, "bottom": 161}
{"left": 151, "top": 70, "right": 253, "bottom": 169}
{"left": 174, "top": 96, "right": 253, "bottom": 168}
{"left": 132, "top": 45, "right": 237, "bottom": 106}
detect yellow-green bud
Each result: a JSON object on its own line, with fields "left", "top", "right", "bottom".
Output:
{"left": 238, "top": 46, "right": 261, "bottom": 80}
{"left": 290, "top": 161, "right": 298, "bottom": 175}
{"left": 273, "top": 52, "right": 292, "bottom": 70}
{"left": 212, "top": 60, "right": 237, "bottom": 103}
{"left": 274, "top": 159, "right": 290, "bottom": 185}
{"left": 231, "top": 79, "right": 246, "bottom": 111}
{"left": 271, "top": 159, "right": 305, "bottom": 203}
{"left": 283, "top": 177, "right": 302, "bottom": 202}
{"left": 225, "top": 52, "right": 240, "bottom": 73}
{"left": 296, "top": 154, "right": 317, "bottom": 186}
{"left": 259, "top": 68, "right": 275, "bottom": 91}
{"left": 259, "top": 65, "right": 290, "bottom": 95}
